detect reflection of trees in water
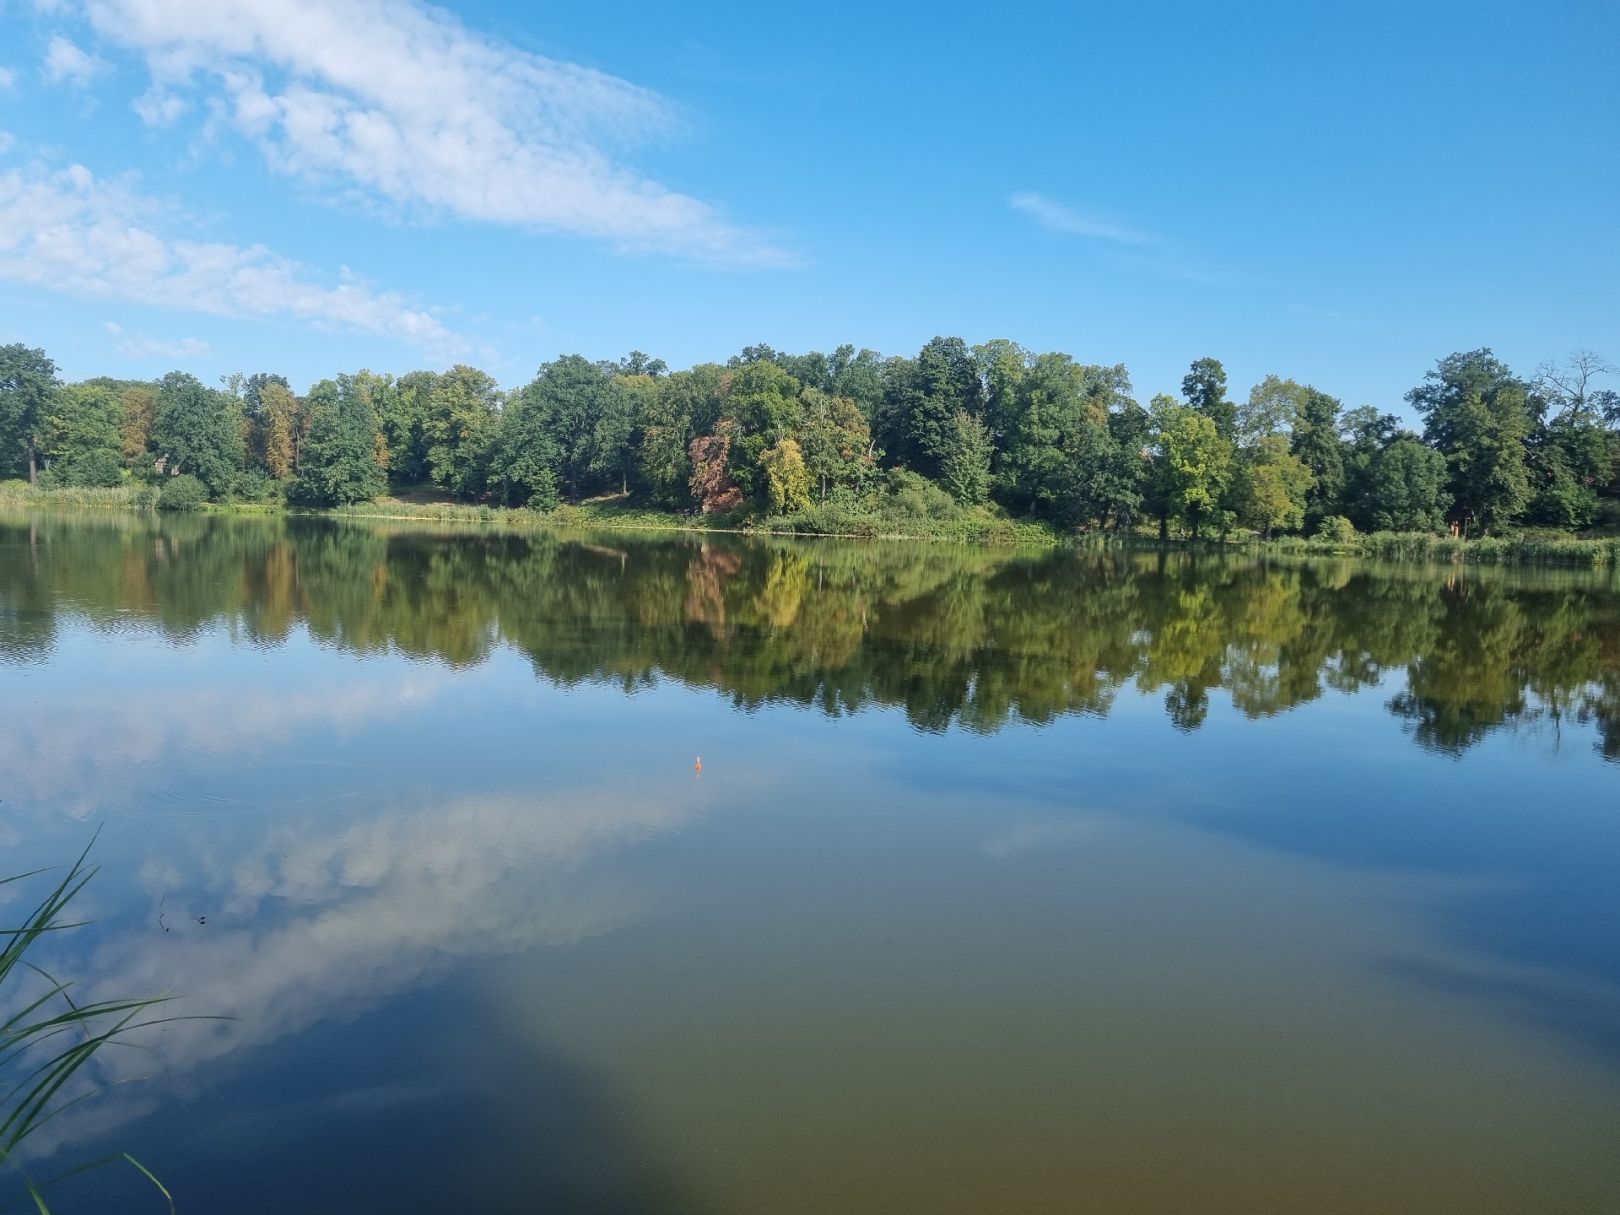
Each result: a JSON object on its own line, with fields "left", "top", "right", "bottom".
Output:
{"left": 3, "top": 512, "right": 1618, "bottom": 758}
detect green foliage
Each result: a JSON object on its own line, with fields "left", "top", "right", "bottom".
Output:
{"left": 41, "top": 380, "right": 124, "bottom": 476}
{"left": 43, "top": 448, "right": 124, "bottom": 489}
{"left": 0, "top": 481, "right": 158, "bottom": 511}
{"left": 1361, "top": 437, "right": 1448, "bottom": 532}
{"left": 229, "top": 466, "right": 279, "bottom": 504}
{"left": 424, "top": 366, "right": 499, "bottom": 498}
{"left": 152, "top": 372, "right": 243, "bottom": 495}
{"left": 290, "top": 378, "right": 387, "bottom": 506}
{"left": 1239, "top": 375, "right": 1303, "bottom": 446}
{"left": 157, "top": 473, "right": 208, "bottom": 511}
{"left": 487, "top": 389, "right": 561, "bottom": 510}
{"left": 877, "top": 337, "right": 983, "bottom": 480}
{"left": 6, "top": 338, "right": 1620, "bottom": 551}
{"left": 759, "top": 438, "right": 812, "bottom": 514}
{"left": 1318, "top": 515, "right": 1358, "bottom": 545}
{"left": 1408, "top": 349, "right": 1533, "bottom": 536}
{"left": 0, "top": 344, "right": 60, "bottom": 483}
{"left": 1181, "top": 357, "right": 1236, "bottom": 442}
{"left": 1524, "top": 404, "right": 1610, "bottom": 529}
{"left": 939, "top": 409, "right": 992, "bottom": 506}
{"left": 1152, "top": 400, "right": 1233, "bottom": 539}
{"left": 1238, "top": 434, "right": 1314, "bottom": 537}
{"left": 0, "top": 845, "right": 185, "bottom": 1212}
{"left": 512, "top": 356, "right": 613, "bottom": 501}
{"left": 798, "top": 388, "right": 874, "bottom": 503}
{"left": 1289, "top": 387, "right": 1346, "bottom": 530}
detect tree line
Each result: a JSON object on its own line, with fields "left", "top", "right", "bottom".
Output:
{"left": 2, "top": 339, "right": 1616, "bottom": 538}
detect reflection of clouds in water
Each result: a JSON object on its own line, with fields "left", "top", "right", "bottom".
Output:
{"left": 28, "top": 777, "right": 733, "bottom": 1158}
{"left": 0, "top": 672, "right": 449, "bottom": 816}
{"left": 981, "top": 816, "right": 1108, "bottom": 859}
{"left": 107, "top": 784, "right": 708, "bottom": 1067}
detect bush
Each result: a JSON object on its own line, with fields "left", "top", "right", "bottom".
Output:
{"left": 42, "top": 449, "right": 125, "bottom": 488}
{"left": 884, "top": 469, "right": 958, "bottom": 520}
{"left": 1317, "top": 516, "right": 1358, "bottom": 546}
{"left": 229, "top": 467, "right": 279, "bottom": 503}
{"left": 157, "top": 474, "right": 208, "bottom": 512}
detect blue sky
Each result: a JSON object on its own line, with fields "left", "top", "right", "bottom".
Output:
{"left": 0, "top": 0, "right": 1615, "bottom": 418}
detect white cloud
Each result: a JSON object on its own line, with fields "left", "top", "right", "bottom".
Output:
{"left": 0, "top": 67, "right": 17, "bottom": 90}
{"left": 102, "top": 321, "right": 212, "bottom": 359}
{"left": 1010, "top": 191, "right": 1152, "bottom": 245}
{"left": 73, "top": 0, "right": 789, "bottom": 266}
{"left": 132, "top": 85, "right": 187, "bottom": 125}
{"left": 43, "top": 34, "right": 106, "bottom": 86}
{"left": 0, "top": 132, "right": 13, "bottom": 155}
{"left": 0, "top": 160, "right": 463, "bottom": 351}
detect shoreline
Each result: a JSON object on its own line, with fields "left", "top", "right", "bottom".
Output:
{"left": 5, "top": 485, "right": 1619, "bottom": 566}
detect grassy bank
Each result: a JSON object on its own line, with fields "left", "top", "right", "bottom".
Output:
{"left": 1250, "top": 529, "right": 1620, "bottom": 567}
{"left": 0, "top": 480, "right": 1058, "bottom": 545}
{"left": 7, "top": 480, "right": 1617, "bottom": 562}
{"left": 0, "top": 481, "right": 158, "bottom": 511}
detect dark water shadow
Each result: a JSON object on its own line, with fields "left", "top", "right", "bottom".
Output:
{"left": 30, "top": 979, "right": 706, "bottom": 1215}
{"left": 1382, "top": 954, "right": 1620, "bottom": 1073}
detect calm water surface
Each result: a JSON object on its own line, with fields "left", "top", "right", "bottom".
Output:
{"left": 2, "top": 511, "right": 1618, "bottom": 1213}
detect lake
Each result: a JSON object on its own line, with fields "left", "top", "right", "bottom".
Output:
{"left": 2, "top": 511, "right": 1618, "bottom": 1214}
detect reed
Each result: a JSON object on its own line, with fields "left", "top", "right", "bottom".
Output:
{"left": 0, "top": 841, "right": 180, "bottom": 1212}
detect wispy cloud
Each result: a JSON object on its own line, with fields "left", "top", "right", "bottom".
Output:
{"left": 0, "top": 160, "right": 463, "bottom": 351}
{"left": 0, "top": 132, "right": 13, "bottom": 155}
{"left": 1009, "top": 191, "right": 1153, "bottom": 245}
{"left": 0, "top": 67, "right": 17, "bottom": 90}
{"left": 102, "top": 321, "right": 211, "bottom": 359}
{"left": 1010, "top": 190, "right": 1230, "bottom": 285}
{"left": 43, "top": 35, "right": 106, "bottom": 86}
{"left": 59, "top": 0, "right": 790, "bottom": 266}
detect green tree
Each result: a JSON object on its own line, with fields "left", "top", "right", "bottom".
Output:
{"left": 974, "top": 338, "right": 1031, "bottom": 450}
{"left": 40, "top": 380, "right": 124, "bottom": 478}
{"left": 291, "top": 378, "right": 387, "bottom": 505}
{"left": 424, "top": 365, "right": 499, "bottom": 498}
{"left": 382, "top": 370, "right": 437, "bottom": 485}
{"left": 759, "top": 438, "right": 813, "bottom": 513}
{"left": 1338, "top": 406, "right": 1401, "bottom": 530}
{"left": 0, "top": 343, "right": 60, "bottom": 483}
{"left": 151, "top": 371, "right": 244, "bottom": 495}
{"left": 799, "top": 388, "right": 874, "bottom": 502}
{"left": 877, "top": 337, "right": 983, "bottom": 479}
{"left": 1525, "top": 353, "right": 1615, "bottom": 529}
{"left": 1361, "top": 436, "right": 1449, "bottom": 532}
{"left": 487, "top": 385, "right": 561, "bottom": 509}
{"left": 827, "top": 345, "right": 886, "bottom": 420}
{"left": 994, "top": 351, "right": 1087, "bottom": 514}
{"left": 1239, "top": 375, "right": 1303, "bottom": 446}
{"left": 511, "top": 356, "right": 612, "bottom": 501}
{"left": 1237, "top": 434, "right": 1314, "bottom": 538}
{"left": 1181, "top": 357, "right": 1237, "bottom": 442}
{"left": 1152, "top": 399, "right": 1232, "bottom": 539}
{"left": 1098, "top": 399, "right": 1152, "bottom": 530}
{"left": 939, "top": 409, "right": 993, "bottom": 506}
{"left": 595, "top": 372, "right": 656, "bottom": 495}
{"left": 1407, "top": 349, "right": 1532, "bottom": 536}
{"left": 615, "top": 351, "right": 668, "bottom": 378}
{"left": 723, "top": 359, "right": 802, "bottom": 504}
{"left": 1289, "top": 387, "right": 1346, "bottom": 532}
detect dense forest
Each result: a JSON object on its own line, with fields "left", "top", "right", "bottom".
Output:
{"left": 2, "top": 339, "right": 1617, "bottom": 539}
